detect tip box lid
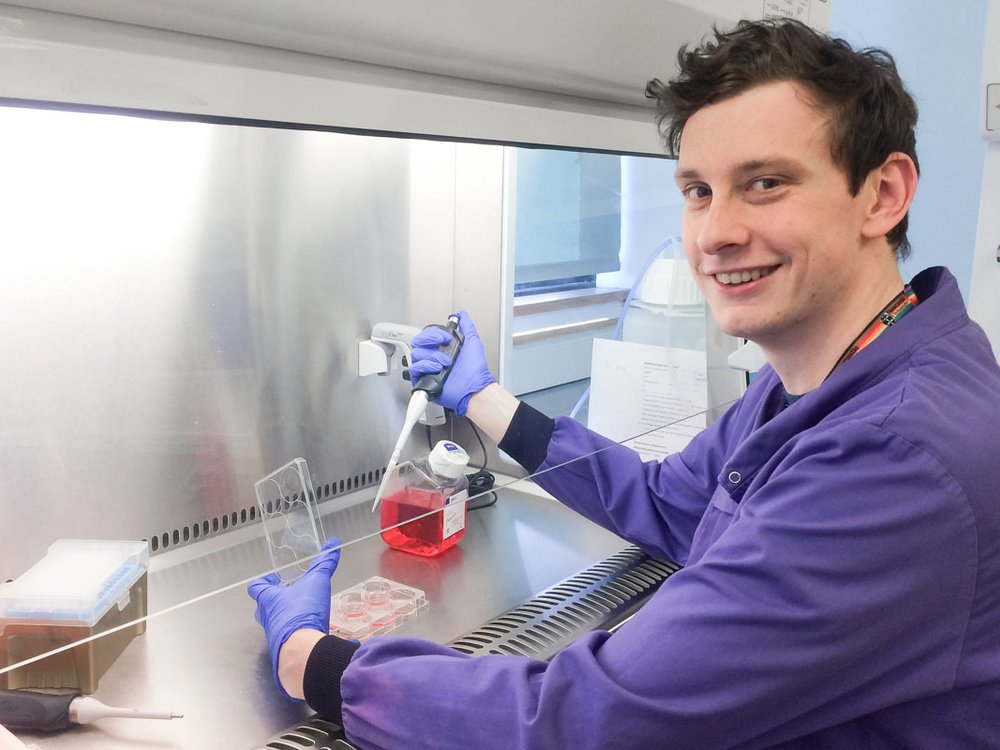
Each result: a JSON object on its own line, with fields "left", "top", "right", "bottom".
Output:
{"left": 0, "top": 540, "right": 149, "bottom": 627}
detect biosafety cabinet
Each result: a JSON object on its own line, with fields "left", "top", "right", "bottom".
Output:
{"left": 0, "top": 2, "right": 824, "bottom": 747}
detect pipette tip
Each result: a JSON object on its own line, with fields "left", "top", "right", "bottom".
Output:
{"left": 371, "top": 449, "right": 400, "bottom": 511}
{"left": 374, "top": 389, "right": 430, "bottom": 511}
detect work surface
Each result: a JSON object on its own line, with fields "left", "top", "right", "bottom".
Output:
{"left": 15, "top": 485, "right": 628, "bottom": 749}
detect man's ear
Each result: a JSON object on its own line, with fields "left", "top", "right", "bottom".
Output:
{"left": 860, "top": 152, "right": 919, "bottom": 241}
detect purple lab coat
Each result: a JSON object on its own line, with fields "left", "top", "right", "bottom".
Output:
{"left": 310, "top": 267, "right": 1000, "bottom": 749}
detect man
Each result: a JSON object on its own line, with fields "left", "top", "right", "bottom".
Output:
{"left": 249, "top": 19, "right": 1000, "bottom": 748}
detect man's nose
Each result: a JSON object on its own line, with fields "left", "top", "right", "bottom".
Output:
{"left": 695, "top": 196, "right": 750, "bottom": 255}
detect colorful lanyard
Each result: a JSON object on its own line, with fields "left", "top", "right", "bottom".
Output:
{"left": 827, "top": 284, "right": 919, "bottom": 377}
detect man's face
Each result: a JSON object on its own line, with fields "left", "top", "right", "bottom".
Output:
{"left": 675, "top": 81, "right": 877, "bottom": 349}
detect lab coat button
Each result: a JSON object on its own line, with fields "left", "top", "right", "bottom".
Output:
{"left": 727, "top": 470, "right": 742, "bottom": 485}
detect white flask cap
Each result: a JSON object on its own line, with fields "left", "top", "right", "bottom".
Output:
{"left": 428, "top": 440, "right": 470, "bottom": 479}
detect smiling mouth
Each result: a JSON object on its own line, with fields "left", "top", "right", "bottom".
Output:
{"left": 713, "top": 267, "right": 777, "bottom": 286}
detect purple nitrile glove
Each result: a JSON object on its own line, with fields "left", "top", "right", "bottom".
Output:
{"left": 408, "top": 311, "right": 496, "bottom": 416}
{"left": 247, "top": 537, "right": 341, "bottom": 701}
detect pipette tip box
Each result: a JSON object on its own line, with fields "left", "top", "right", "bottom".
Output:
{"left": 329, "top": 576, "right": 428, "bottom": 642}
{"left": 0, "top": 539, "right": 149, "bottom": 692}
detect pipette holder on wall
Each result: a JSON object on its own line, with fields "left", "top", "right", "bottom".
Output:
{"left": 254, "top": 458, "right": 326, "bottom": 584}
{"left": 358, "top": 321, "right": 446, "bottom": 426}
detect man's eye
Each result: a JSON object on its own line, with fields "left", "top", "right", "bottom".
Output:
{"left": 750, "top": 177, "right": 782, "bottom": 191}
{"left": 682, "top": 185, "right": 711, "bottom": 201}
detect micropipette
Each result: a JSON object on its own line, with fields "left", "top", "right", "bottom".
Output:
{"left": 372, "top": 314, "right": 464, "bottom": 510}
{"left": 0, "top": 690, "right": 183, "bottom": 731}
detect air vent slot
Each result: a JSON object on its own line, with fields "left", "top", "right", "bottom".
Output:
{"left": 250, "top": 716, "right": 353, "bottom": 750}
{"left": 150, "top": 467, "right": 385, "bottom": 554}
{"left": 447, "top": 546, "right": 679, "bottom": 660}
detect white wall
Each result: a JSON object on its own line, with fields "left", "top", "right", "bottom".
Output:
{"left": 829, "top": 0, "right": 991, "bottom": 300}
{"left": 967, "top": 0, "right": 1000, "bottom": 354}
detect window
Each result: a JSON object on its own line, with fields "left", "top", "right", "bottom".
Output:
{"left": 512, "top": 150, "right": 622, "bottom": 292}
{"left": 503, "top": 148, "right": 688, "bottom": 418}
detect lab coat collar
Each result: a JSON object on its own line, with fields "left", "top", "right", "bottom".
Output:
{"left": 716, "top": 266, "right": 964, "bottom": 503}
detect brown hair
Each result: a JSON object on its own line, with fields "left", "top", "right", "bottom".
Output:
{"left": 646, "top": 18, "right": 919, "bottom": 259}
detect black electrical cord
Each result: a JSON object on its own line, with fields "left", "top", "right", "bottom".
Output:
{"left": 464, "top": 420, "right": 497, "bottom": 511}
{"left": 468, "top": 418, "right": 488, "bottom": 465}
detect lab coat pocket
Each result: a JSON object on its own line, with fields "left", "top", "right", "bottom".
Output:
{"left": 709, "top": 485, "right": 740, "bottom": 516}
{"left": 689, "top": 486, "right": 742, "bottom": 555}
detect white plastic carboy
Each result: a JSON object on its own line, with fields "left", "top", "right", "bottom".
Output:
{"left": 379, "top": 440, "right": 471, "bottom": 557}
{"left": 622, "top": 243, "right": 706, "bottom": 351}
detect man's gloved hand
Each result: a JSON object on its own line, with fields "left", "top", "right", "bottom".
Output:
{"left": 409, "top": 311, "right": 496, "bottom": 415}
{"left": 247, "top": 538, "right": 342, "bottom": 700}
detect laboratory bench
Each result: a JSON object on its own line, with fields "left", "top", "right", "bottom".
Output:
{"left": 12, "top": 482, "right": 633, "bottom": 749}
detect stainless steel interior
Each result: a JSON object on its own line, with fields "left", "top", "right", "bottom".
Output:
{"left": 0, "top": 105, "right": 502, "bottom": 584}
{"left": 0, "top": 102, "right": 739, "bottom": 584}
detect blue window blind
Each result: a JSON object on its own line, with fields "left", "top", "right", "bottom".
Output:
{"left": 513, "top": 149, "right": 622, "bottom": 286}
